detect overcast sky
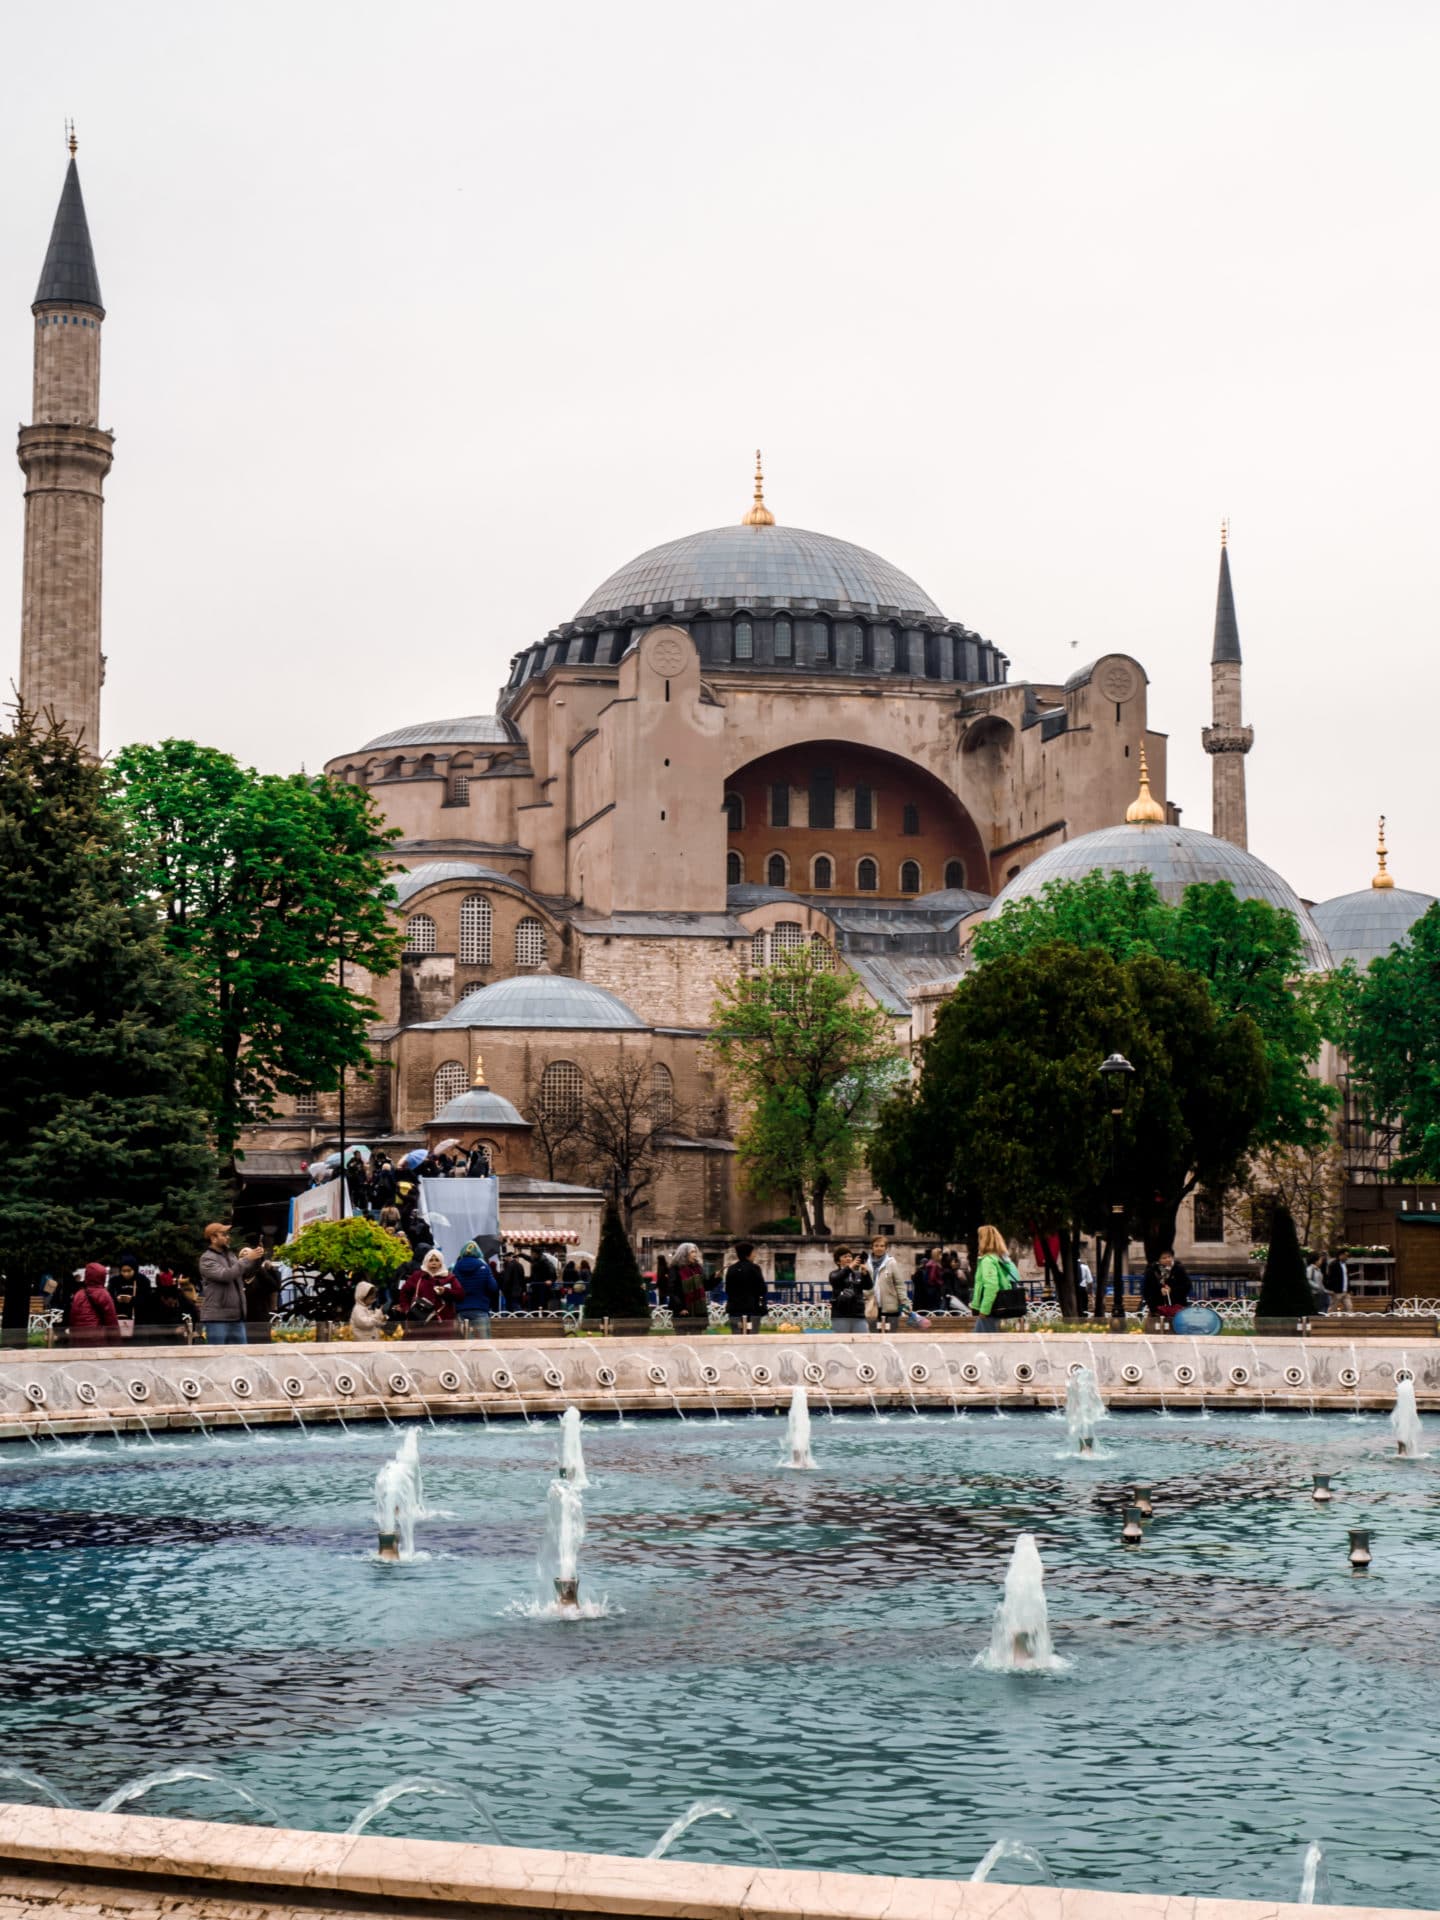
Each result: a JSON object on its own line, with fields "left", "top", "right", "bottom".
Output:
{"left": 2, "top": 0, "right": 1435, "bottom": 904}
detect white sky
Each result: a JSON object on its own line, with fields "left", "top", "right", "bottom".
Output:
{"left": 2, "top": 0, "right": 1436, "bottom": 905}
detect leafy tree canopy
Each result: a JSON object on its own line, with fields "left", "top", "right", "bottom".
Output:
{"left": 871, "top": 943, "right": 1270, "bottom": 1287}
{"left": 109, "top": 740, "right": 403, "bottom": 1160}
{"left": 277, "top": 1216, "right": 412, "bottom": 1286}
{"left": 972, "top": 870, "right": 1339, "bottom": 1148}
{"left": 0, "top": 712, "right": 219, "bottom": 1320}
{"left": 710, "top": 949, "right": 906, "bottom": 1235}
{"left": 1345, "top": 901, "right": 1440, "bottom": 1180}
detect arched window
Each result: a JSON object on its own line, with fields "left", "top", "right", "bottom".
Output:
{"left": 733, "top": 619, "right": 754, "bottom": 661}
{"left": 433, "top": 1059, "right": 468, "bottom": 1112}
{"left": 774, "top": 617, "right": 793, "bottom": 660}
{"left": 944, "top": 858, "right": 966, "bottom": 890}
{"left": 751, "top": 929, "right": 766, "bottom": 965}
{"left": 416, "top": 754, "right": 435, "bottom": 777}
{"left": 515, "top": 916, "right": 547, "bottom": 967}
{"left": 812, "top": 855, "right": 833, "bottom": 890}
{"left": 386, "top": 757, "right": 404, "bottom": 779}
{"left": 902, "top": 803, "right": 920, "bottom": 836}
{"left": 810, "top": 936, "right": 835, "bottom": 971}
{"left": 857, "top": 858, "right": 879, "bottom": 893}
{"left": 405, "top": 913, "right": 437, "bottom": 953}
{"left": 809, "top": 765, "right": 835, "bottom": 830}
{"left": 900, "top": 860, "right": 922, "bottom": 894}
{"left": 811, "top": 619, "right": 831, "bottom": 662}
{"left": 724, "top": 792, "right": 744, "bottom": 831}
{"left": 772, "top": 921, "right": 805, "bottom": 958}
{"left": 458, "top": 894, "right": 492, "bottom": 964}
{"left": 727, "top": 850, "right": 744, "bottom": 886}
{"left": 766, "top": 852, "right": 788, "bottom": 888}
{"left": 541, "top": 1060, "right": 583, "bottom": 1118}
{"left": 650, "top": 1062, "right": 674, "bottom": 1127}
{"left": 449, "top": 767, "right": 471, "bottom": 803}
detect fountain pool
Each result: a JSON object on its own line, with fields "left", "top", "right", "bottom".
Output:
{"left": 1, "top": 1410, "right": 1438, "bottom": 1909}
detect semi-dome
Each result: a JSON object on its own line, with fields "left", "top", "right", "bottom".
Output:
{"left": 392, "top": 861, "right": 525, "bottom": 905}
{"left": 361, "top": 716, "right": 513, "bottom": 751}
{"left": 986, "top": 820, "right": 1332, "bottom": 972}
{"left": 1311, "top": 886, "right": 1436, "bottom": 970}
{"left": 578, "top": 523, "right": 941, "bottom": 621}
{"left": 415, "top": 972, "right": 648, "bottom": 1031}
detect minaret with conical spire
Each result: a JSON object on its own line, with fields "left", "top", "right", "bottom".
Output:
{"left": 1200, "top": 521, "right": 1253, "bottom": 848}
{"left": 16, "top": 129, "right": 113, "bottom": 752}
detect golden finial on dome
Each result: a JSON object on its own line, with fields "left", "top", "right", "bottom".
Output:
{"left": 1373, "top": 815, "right": 1395, "bottom": 890}
{"left": 472, "top": 1054, "right": 488, "bottom": 1088}
{"left": 65, "top": 119, "right": 77, "bottom": 157}
{"left": 1125, "top": 744, "right": 1166, "bottom": 825}
{"left": 741, "top": 449, "right": 775, "bottom": 528}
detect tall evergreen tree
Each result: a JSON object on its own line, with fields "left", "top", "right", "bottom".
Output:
{"left": 1255, "top": 1204, "right": 1313, "bottom": 1321}
{"left": 587, "top": 1203, "right": 650, "bottom": 1323}
{"left": 0, "top": 712, "right": 219, "bottom": 1333}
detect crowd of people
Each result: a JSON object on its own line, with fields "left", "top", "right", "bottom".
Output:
{"left": 41, "top": 1213, "right": 1360, "bottom": 1347}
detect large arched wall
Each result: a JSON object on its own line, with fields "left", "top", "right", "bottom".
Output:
{"left": 723, "top": 740, "right": 990, "bottom": 900}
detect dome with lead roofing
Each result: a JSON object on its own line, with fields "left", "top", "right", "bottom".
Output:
{"left": 414, "top": 973, "right": 647, "bottom": 1031}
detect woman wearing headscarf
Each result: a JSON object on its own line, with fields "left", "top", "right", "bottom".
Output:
{"left": 395, "top": 1248, "right": 460, "bottom": 1334}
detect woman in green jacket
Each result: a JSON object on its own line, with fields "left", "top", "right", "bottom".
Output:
{"left": 970, "top": 1224, "right": 1016, "bottom": 1332}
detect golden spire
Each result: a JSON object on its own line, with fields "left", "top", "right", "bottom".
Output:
{"left": 1373, "top": 815, "right": 1395, "bottom": 890}
{"left": 65, "top": 119, "right": 77, "bottom": 158}
{"left": 472, "top": 1054, "right": 488, "bottom": 1088}
{"left": 1125, "top": 744, "right": 1166, "bottom": 825}
{"left": 740, "top": 449, "right": 775, "bottom": 528}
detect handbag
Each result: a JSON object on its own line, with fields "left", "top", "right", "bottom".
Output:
{"left": 990, "top": 1258, "right": 1027, "bottom": 1319}
{"left": 863, "top": 1288, "right": 880, "bottom": 1324}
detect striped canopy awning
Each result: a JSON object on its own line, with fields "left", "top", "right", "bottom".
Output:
{"left": 504, "top": 1227, "right": 579, "bottom": 1245}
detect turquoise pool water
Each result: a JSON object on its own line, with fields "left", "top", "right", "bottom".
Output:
{"left": 1, "top": 1407, "right": 1436, "bottom": 1909}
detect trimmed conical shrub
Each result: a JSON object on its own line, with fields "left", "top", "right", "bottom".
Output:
{"left": 586, "top": 1203, "right": 650, "bottom": 1322}
{"left": 1256, "top": 1203, "right": 1313, "bottom": 1319}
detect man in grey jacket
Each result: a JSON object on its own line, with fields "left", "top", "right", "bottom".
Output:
{"left": 198, "top": 1223, "right": 264, "bottom": 1345}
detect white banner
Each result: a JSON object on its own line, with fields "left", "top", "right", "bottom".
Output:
{"left": 289, "top": 1180, "right": 340, "bottom": 1238}
{"left": 418, "top": 1177, "right": 501, "bottom": 1268}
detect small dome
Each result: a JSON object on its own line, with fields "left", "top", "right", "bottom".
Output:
{"left": 393, "top": 861, "right": 523, "bottom": 905}
{"left": 986, "top": 821, "right": 1332, "bottom": 972}
{"left": 578, "top": 523, "right": 941, "bottom": 621}
{"left": 1311, "top": 887, "right": 1436, "bottom": 971}
{"left": 416, "top": 973, "right": 648, "bottom": 1031}
{"left": 432, "top": 1085, "right": 528, "bottom": 1129}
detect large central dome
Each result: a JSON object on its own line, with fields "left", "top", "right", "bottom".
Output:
{"left": 577, "top": 522, "right": 941, "bottom": 621}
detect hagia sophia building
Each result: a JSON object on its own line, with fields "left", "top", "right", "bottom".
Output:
{"left": 14, "top": 151, "right": 1439, "bottom": 1280}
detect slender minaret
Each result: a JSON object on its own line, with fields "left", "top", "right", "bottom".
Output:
{"left": 1201, "top": 522, "right": 1253, "bottom": 847}
{"left": 17, "top": 129, "right": 113, "bottom": 752}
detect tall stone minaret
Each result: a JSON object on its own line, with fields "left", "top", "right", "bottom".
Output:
{"left": 16, "top": 132, "right": 113, "bottom": 752}
{"left": 1200, "top": 523, "right": 1253, "bottom": 848}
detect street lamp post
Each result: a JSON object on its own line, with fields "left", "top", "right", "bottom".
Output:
{"left": 1098, "top": 1053, "right": 1135, "bottom": 1330}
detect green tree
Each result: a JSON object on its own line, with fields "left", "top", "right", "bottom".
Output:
{"left": 1346, "top": 902, "right": 1440, "bottom": 1179}
{"left": 973, "top": 872, "right": 1338, "bottom": 1150}
{"left": 710, "top": 949, "right": 906, "bottom": 1235}
{"left": 109, "top": 741, "right": 403, "bottom": 1164}
{"left": 277, "top": 1216, "right": 412, "bottom": 1289}
{"left": 871, "top": 944, "right": 1269, "bottom": 1315}
{"left": 1255, "top": 1203, "right": 1312, "bottom": 1320}
{"left": 587, "top": 1202, "right": 649, "bottom": 1322}
{"left": 0, "top": 712, "right": 219, "bottom": 1331}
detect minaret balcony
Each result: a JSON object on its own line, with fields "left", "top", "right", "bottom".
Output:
{"left": 1201, "top": 723, "right": 1254, "bottom": 756}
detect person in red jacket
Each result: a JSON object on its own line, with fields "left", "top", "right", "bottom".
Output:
{"left": 395, "top": 1249, "right": 460, "bottom": 1335}
{"left": 67, "top": 1262, "right": 120, "bottom": 1346}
